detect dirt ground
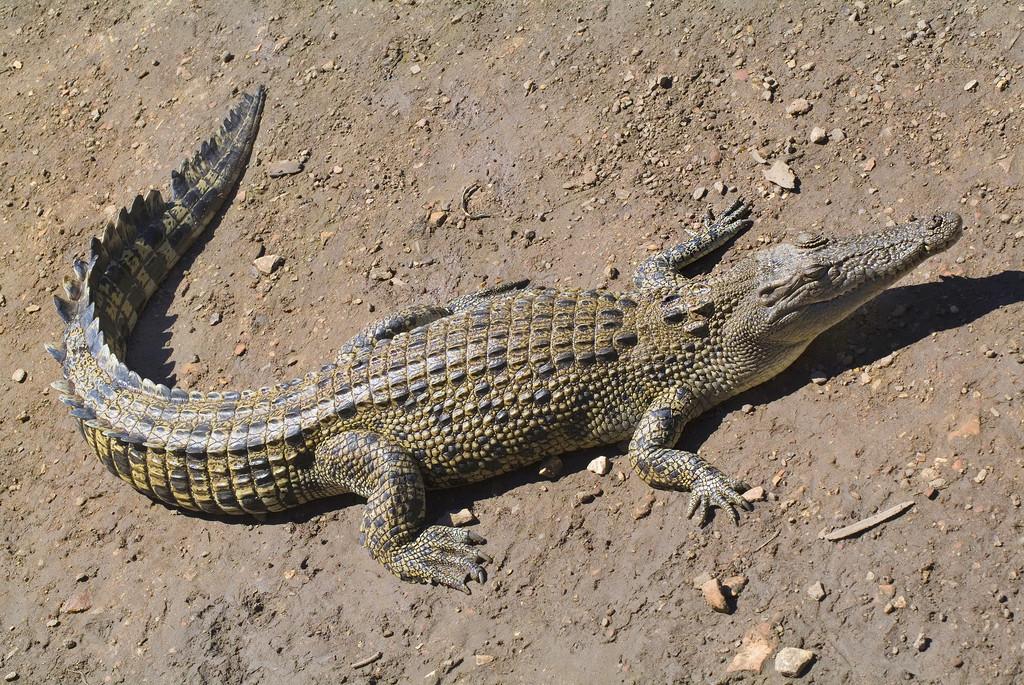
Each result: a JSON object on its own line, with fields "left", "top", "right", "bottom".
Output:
{"left": 1, "top": 0, "right": 1022, "bottom": 683}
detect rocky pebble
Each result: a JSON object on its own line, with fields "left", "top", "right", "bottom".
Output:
{"left": 700, "top": 577, "right": 732, "bottom": 613}
{"left": 785, "top": 98, "right": 812, "bottom": 116}
{"left": 806, "top": 581, "right": 827, "bottom": 601}
{"left": 764, "top": 160, "right": 797, "bottom": 190}
{"left": 538, "top": 456, "right": 563, "bottom": 479}
{"left": 775, "top": 647, "right": 816, "bottom": 677}
{"left": 254, "top": 254, "right": 284, "bottom": 274}
{"left": 60, "top": 588, "right": 92, "bottom": 614}
{"left": 11, "top": 368, "right": 27, "bottom": 383}
{"left": 266, "top": 160, "right": 303, "bottom": 177}
{"left": 449, "top": 508, "right": 477, "bottom": 527}
{"left": 586, "top": 456, "right": 610, "bottom": 476}
{"left": 742, "top": 486, "right": 766, "bottom": 502}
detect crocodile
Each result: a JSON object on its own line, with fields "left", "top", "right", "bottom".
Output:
{"left": 49, "top": 88, "right": 963, "bottom": 591}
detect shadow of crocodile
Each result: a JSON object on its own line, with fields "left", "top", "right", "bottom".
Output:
{"left": 153, "top": 270, "right": 1023, "bottom": 527}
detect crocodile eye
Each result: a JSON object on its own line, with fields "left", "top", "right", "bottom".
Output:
{"left": 794, "top": 232, "right": 828, "bottom": 249}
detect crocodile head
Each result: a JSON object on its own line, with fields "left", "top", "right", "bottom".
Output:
{"left": 730, "top": 212, "right": 962, "bottom": 352}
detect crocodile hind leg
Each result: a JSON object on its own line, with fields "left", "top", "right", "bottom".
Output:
{"left": 337, "top": 279, "right": 531, "bottom": 359}
{"left": 628, "top": 387, "right": 752, "bottom": 524}
{"left": 633, "top": 199, "right": 753, "bottom": 290}
{"left": 311, "top": 431, "right": 489, "bottom": 591}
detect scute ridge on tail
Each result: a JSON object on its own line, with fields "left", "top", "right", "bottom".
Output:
{"left": 48, "top": 86, "right": 267, "bottom": 427}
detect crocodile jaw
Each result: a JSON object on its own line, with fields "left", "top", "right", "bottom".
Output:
{"left": 747, "top": 212, "right": 963, "bottom": 346}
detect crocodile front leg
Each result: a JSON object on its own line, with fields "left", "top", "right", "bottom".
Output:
{"left": 312, "top": 431, "right": 489, "bottom": 592}
{"left": 633, "top": 199, "right": 753, "bottom": 290}
{"left": 629, "top": 387, "right": 752, "bottom": 523}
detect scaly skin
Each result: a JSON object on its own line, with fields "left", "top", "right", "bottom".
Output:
{"left": 50, "top": 89, "right": 964, "bottom": 591}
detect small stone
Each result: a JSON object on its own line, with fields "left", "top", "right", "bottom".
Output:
{"left": 25, "top": 304, "right": 40, "bottom": 313}
{"left": 580, "top": 169, "right": 598, "bottom": 187}
{"left": 632, "top": 492, "right": 655, "bottom": 519}
{"left": 741, "top": 403, "right": 755, "bottom": 414}
{"left": 727, "top": 622, "right": 776, "bottom": 673}
{"left": 587, "top": 456, "right": 611, "bottom": 476}
{"left": 3, "top": 672, "right": 16, "bottom": 682}
{"left": 61, "top": 589, "right": 92, "bottom": 614}
{"left": 862, "top": 158, "right": 877, "bottom": 172}
{"left": 809, "top": 126, "right": 828, "bottom": 144}
{"left": 474, "top": 654, "right": 494, "bottom": 666}
{"left": 742, "top": 486, "right": 766, "bottom": 502}
{"left": 11, "top": 368, "right": 27, "bottom": 383}
{"left": 266, "top": 160, "right": 303, "bottom": 177}
{"left": 574, "top": 486, "right": 602, "bottom": 505}
{"left": 775, "top": 647, "right": 816, "bottom": 677}
{"left": 410, "top": 64, "right": 421, "bottom": 75}
{"left": 428, "top": 210, "right": 448, "bottom": 227}
{"left": 254, "top": 254, "right": 284, "bottom": 274}
{"left": 369, "top": 266, "right": 394, "bottom": 282}
{"left": 233, "top": 343, "right": 247, "bottom": 357}
{"left": 974, "top": 468, "right": 988, "bottom": 484}
{"left": 701, "top": 577, "right": 732, "bottom": 613}
{"left": 415, "top": 117, "right": 429, "bottom": 128}
{"left": 806, "top": 581, "right": 827, "bottom": 601}
{"left": 830, "top": 128, "right": 846, "bottom": 141}
{"left": 764, "top": 160, "right": 798, "bottom": 190}
{"left": 657, "top": 74, "right": 673, "bottom": 89}
{"left": 785, "top": 98, "right": 812, "bottom": 116}
{"left": 948, "top": 415, "right": 981, "bottom": 440}
{"left": 603, "top": 265, "right": 620, "bottom": 280}
{"left": 450, "top": 508, "right": 477, "bottom": 527}
{"left": 893, "top": 595, "right": 908, "bottom": 609}
{"left": 538, "top": 456, "right": 563, "bottom": 479}
{"left": 523, "top": 79, "right": 535, "bottom": 94}
{"left": 874, "top": 352, "right": 896, "bottom": 368}
{"left": 811, "top": 376, "right": 827, "bottom": 385}
{"left": 914, "top": 633, "right": 930, "bottom": 652}
{"left": 722, "top": 575, "right": 748, "bottom": 596}
{"left": 221, "top": 51, "right": 234, "bottom": 63}
{"left": 692, "top": 571, "right": 714, "bottom": 589}
{"left": 963, "top": 79, "right": 978, "bottom": 92}
{"left": 692, "top": 186, "right": 707, "bottom": 200}
{"left": 209, "top": 312, "right": 222, "bottom": 326}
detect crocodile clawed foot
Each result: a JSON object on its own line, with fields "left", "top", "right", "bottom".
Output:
{"left": 395, "top": 525, "right": 490, "bottom": 593}
{"left": 685, "top": 466, "right": 753, "bottom": 526}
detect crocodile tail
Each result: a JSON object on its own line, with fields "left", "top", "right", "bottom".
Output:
{"left": 47, "top": 87, "right": 266, "bottom": 408}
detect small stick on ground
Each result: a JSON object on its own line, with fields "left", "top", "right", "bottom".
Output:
{"left": 750, "top": 530, "right": 780, "bottom": 554}
{"left": 351, "top": 651, "right": 383, "bottom": 669}
{"left": 461, "top": 183, "right": 491, "bottom": 220}
{"left": 823, "top": 500, "right": 915, "bottom": 541}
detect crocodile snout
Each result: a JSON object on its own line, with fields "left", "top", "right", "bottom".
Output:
{"left": 923, "top": 212, "right": 963, "bottom": 252}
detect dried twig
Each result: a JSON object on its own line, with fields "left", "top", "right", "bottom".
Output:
{"left": 823, "top": 500, "right": 915, "bottom": 541}
{"left": 351, "top": 651, "right": 383, "bottom": 669}
{"left": 461, "top": 183, "right": 491, "bottom": 220}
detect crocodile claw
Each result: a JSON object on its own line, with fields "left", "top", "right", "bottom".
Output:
{"left": 685, "top": 466, "right": 752, "bottom": 525}
{"left": 395, "top": 525, "right": 490, "bottom": 592}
